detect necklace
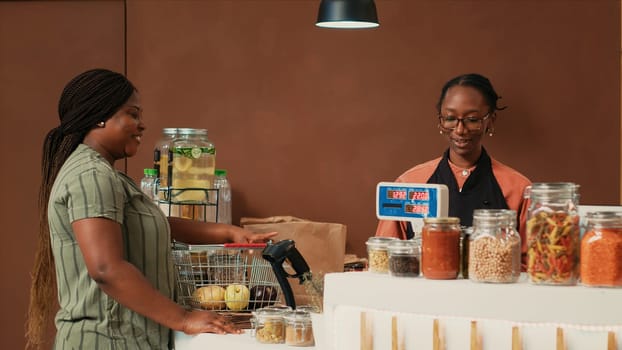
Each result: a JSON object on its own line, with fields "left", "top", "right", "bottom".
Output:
{"left": 461, "top": 169, "right": 470, "bottom": 177}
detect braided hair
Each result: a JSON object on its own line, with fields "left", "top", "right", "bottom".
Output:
{"left": 26, "top": 69, "right": 135, "bottom": 349}
{"left": 436, "top": 73, "right": 507, "bottom": 114}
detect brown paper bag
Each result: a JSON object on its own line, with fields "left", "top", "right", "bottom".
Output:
{"left": 241, "top": 216, "right": 347, "bottom": 308}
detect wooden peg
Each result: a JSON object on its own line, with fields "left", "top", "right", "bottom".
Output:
{"left": 470, "top": 320, "right": 479, "bottom": 350}
{"left": 511, "top": 326, "right": 521, "bottom": 350}
{"left": 556, "top": 327, "right": 565, "bottom": 350}
{"left": 360, "top": 312, "right": 373, "bottom": 350}
{"left": 433, "top": 319, "right": 440, "bottom": 350}
{"left": 608, "top": 331, "right": 616, "bottom": 350}
{"left": 391, "top": 316, "right": 398, "bottom": 350}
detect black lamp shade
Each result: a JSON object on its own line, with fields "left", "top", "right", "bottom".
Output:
{"left": 316, "top": 0, "right": 380, "bottom": 29}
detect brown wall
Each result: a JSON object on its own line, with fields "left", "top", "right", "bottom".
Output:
{"left": 1, "top": 1, "right": 619, "bottom": 348}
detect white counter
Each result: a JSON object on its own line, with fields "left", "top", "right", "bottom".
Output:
{"left": 175, "top": 273, "right": 622, "bottom": 350}
{"left": 322, "top": 272, "right": 622, "bottom": 350}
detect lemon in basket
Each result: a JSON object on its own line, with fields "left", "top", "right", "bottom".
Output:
{"left": 193, "top": 285, "right": 226, "bottom": 310}
{"left": 225, "top": 284, "right": 250, "bottom": 311}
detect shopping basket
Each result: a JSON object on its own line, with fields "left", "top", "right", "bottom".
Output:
{"left": 171, "top": 242, "right": 283, "bottom": 313}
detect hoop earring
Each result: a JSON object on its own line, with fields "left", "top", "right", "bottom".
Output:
{"left": 97, "top": 121, "right": 105, "bottom": 128}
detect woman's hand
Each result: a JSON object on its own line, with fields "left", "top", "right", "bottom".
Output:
{"left": 181, "top": 309, "right": 242, "bottom": 335}
{"left": 228, "top": 225, "right": 278, "bottom": 244}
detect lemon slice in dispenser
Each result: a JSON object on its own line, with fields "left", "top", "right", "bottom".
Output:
{"left": 174, "top": 156, "right": 192, "bottom": 172}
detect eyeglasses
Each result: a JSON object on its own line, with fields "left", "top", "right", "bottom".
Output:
{"left": 438, "top": 113, "right": 490, "bottom": 131}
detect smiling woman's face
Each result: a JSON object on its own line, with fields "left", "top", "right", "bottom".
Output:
{"left": 87, "top": 91, "right": 146, "bottom": 163}
{"left": 439, "top": 85, "right": 493, "bottom": 163}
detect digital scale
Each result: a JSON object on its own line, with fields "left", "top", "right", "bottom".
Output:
{"left": 376, "top": 182, "right": 449, "bottom": 234}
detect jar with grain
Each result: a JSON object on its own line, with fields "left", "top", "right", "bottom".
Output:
{"left": 421, "top": 217, "right": 461, "bottom": 279}
{"left": 468, "top": 209, "right": 521, "bottom": 283}
{"left": 366, "top": 237, "right": 398, "bottom": 273}
{"left": 387, "top": 239, "right": 420, "bottom": 277}
{"left": 253, "top": 307, "right": 286, "bottom": 344}
{"left": 525, "top": 182, "right": 580, "bottom": 285}
{"left": 284, "top": 310, "right": 315, "bottom": 347}
{"left": 580, "top": 212, "right": 622, "bottom": 288}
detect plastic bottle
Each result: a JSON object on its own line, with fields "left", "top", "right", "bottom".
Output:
{"left": 140, "top": 168, "right": 159, "bottom": 204}
{"left": 213, "top": 169, "right": 232, "bottom": 224}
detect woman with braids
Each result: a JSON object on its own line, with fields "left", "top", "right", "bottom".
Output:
{"left": 375, "top": 73, "right": 531, "bottom": 252}
{"left": 26, "top": 68, "right": 276, "bottom": 349}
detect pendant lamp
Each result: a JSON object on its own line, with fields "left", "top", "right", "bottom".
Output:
{"left": 315, "top": 0, "right": 380, "bottom": 29}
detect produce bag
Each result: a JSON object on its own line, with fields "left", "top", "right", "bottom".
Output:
{"left": 240, "top": 216, "right": 347, "bottom": 309}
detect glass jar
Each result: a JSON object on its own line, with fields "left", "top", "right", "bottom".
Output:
{"left": 284, "top": 310, "right": 315, "bottom": 347}
{"left": 253, "top": 307, "right": 286, "bottom": 344}
{"left": 153, "top": 128, "right": 177, "bottom": 214}
{"left": 387, "top": 239, "right": 420, "bottom": 277}
{"left": 460, "top": 226, "right": 473, "bottom": 279}
{"left": 153, "top": 128, "right": 177, "bottom": 191}
{"left": 580, "top": 212, "right": 622, "bottom": 288}
{"left": 366, "top": 237, "right": 398, "bottom": 273}
{"left": 421, "top": 217, "right": 461, "bottom": 279}
{"left": 170, "top": 128, "right": 216, "bottom": 220}
{"left": 525, "top": 182, "right": 580, "bottom": 285}
{"left": 468, "top": 209, "right": 521, "bottom": 283}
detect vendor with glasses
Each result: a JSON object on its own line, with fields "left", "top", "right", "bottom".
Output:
{"left": 376, "top": 73, "right": 531, "bottom": 256}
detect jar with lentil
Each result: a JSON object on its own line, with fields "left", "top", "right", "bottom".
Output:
{"left": 468, "top": 209, "right": 521, "bottom": 283}
{"left": 580, "top": 212, "right": 622, "bottom": 288}
{"left": 525, "top": 182, "right": 580, "bottom": 285}
{"left": 252, "top": 307, "right": 286, "bottom": 344}
{"left": 284, "top": 310, "right": 315, "bottom": 347}
{"left": 366, "top": 237, "right": 398, "bottom": 273}
{"left": 421, "top": 217, "right": 461, "bottom": 279}
{"left": 387, "top": 239, "right": 420, "bottom": 277}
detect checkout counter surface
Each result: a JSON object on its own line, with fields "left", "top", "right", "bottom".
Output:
{"left": 175, "top": 272, "right": 622, "bottom": 349}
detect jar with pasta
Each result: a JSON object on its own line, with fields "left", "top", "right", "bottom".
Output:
{"left": 252, "top": 307, "right": 286, "bottom": 344}
{"left": 469, "top": 209, "right": 521, "bottom": 283}
{"left": 525, "top": 182, "right": 580, "bottom": 285}
{"left": 365, "top": 237, "right": 398, "bottom": 273}
{"left": 580, "top": 212, "right": 622, "bottom": 288}
{"left": 421, "top": 217, "right": 461, "bottom": 279}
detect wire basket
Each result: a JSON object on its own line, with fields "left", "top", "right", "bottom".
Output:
{"left": 172, "top": 242, "right": 283, "bottom": 313}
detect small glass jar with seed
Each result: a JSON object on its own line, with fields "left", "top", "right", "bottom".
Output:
{"left": 366, "top": 237, "right": 398, "bottom": 273}
{"left": 387, "top": 239, "right": 420, "bottom": 277}
{"left": 468, "top": 209, "right": 521, "bottom": 283}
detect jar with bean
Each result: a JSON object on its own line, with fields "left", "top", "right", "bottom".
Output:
{"left": 580, "top": 212, "right": 622, "bottom": 288}
{"left": 366, "top": 237, "right": 398, "bottom": 273}
{"left": 468, "top": 209, "right": 521, "bottom": 283}
{"left": 387, "top": 239, "right": 420, "bottom": 277}
{"left": 421, "top": 217, "right": 461, "bottom": 280}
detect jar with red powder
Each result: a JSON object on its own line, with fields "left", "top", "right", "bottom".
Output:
{"left": 580, "top": 211, "right": 622, "bottom": 288}
{"left": 421, "top": 217, "right": 461, "bottom": 279}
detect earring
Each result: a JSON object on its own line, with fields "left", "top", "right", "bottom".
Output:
{"left": 439, "top": 130, "right": 443, "bottom": 135}
{"left": 97, "top": 121, "right": 105, "bottom": 128}
{"left": 487, "top": 127, "right": 494, "bottom": 136}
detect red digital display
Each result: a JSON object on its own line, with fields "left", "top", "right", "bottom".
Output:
{"left": 405, "top": 204, "right": 429, "bottom": 214}
{"left": 408, "top": 190, "right": 429, "bottom": 201}
{"left": 387, "top": 190, "right": 407, "bottom": 200}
